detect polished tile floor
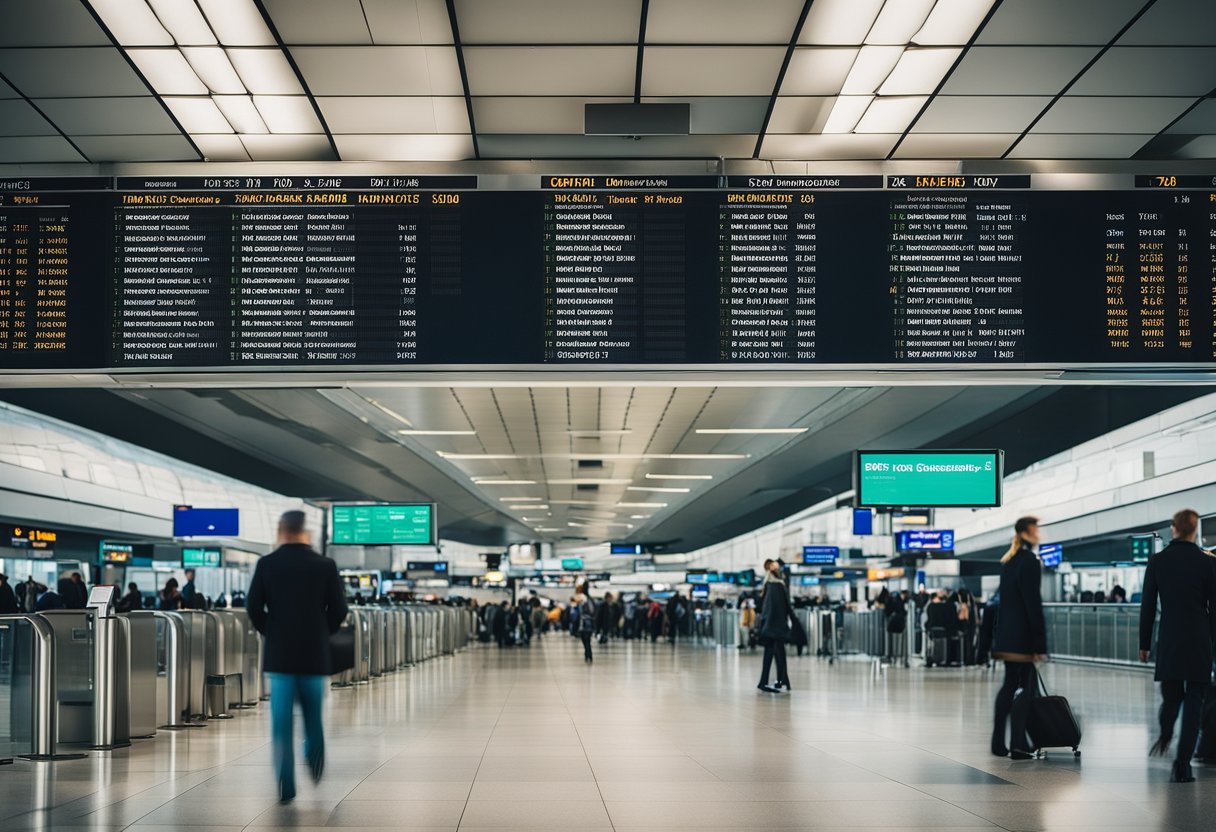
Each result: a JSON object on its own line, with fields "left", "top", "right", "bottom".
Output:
{"left": 1, "top": 633, "right": 1211, "bottom": 831}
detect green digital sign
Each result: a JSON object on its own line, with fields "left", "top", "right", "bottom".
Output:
{"left": 182, "top": 546, "right": 221, "bottom": 568}
{"left": 561, "top": 558, "right": 584, "bottom": 571}
{"left": 330, "top": 503, "right": 435, "bottom": 546}
{"left": 855, "top": 450, "right": 1003, "bottom": 508}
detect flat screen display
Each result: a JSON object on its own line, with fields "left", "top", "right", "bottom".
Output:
{"left": 406, "top": 560, "right": 447, "bottom": 573}
{"left": 1039, "top": 543, "right": 1063, "bottom": 568}
{"left": 690, "top": 583, "right": 710, "bottom": 599}
{"left": 802, "top": 545, "right": 840, "bottom": 565}
{"left": 87, "top": 585, "right": 115, "bottom": 609}
{"left": 182, "top": 546, "right": 221, "bottom": 567}
{"left": 610, "top": 543, "right": 647, "bottom": 555}
{"left": 5, "top": 174, "right": 1216, "bottom": 371}
{"left": 331, "top": 503, "right": 435, "bottom": 546}
{"left": 895, "top": 529, "right": 956, "bottom": 553}
{"left": 173, "top": 506, "right": 239, "bottom": 537}
{"left": 852, "top": 509, "right": 873, "bottom": 536}
{"left": 561, "top": 558, "right": 584, "bottom": 570}
{"left": 101, "top": 542, "right": 133, "bottom": 563}
{"left": 855, "top": 450, "right": 1003, "bottom": 508}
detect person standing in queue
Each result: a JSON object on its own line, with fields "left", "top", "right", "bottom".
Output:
{"left": 0, "top": 573, "right": 18, "bottom": 614}
{"left": 181, "top": 569, "right": 197, "bottom": 607}
{"left": 991, "top": 516, "right": 1048, "bottom": 760}
{"left": 1138, "top": 508, "right": 1216, "bottom": 783}
{"left": 576, "top": 593, "right": 596, "bottom": 663}
{"left": 757, "top": 558, "right": 792, "bottom": 693}
{"left": 159, "top": 578, "right": 182, "bottom": 611}
{"left": 247, "top": 510, "right": 348, "bottom": 803}
{"left": 117, "top": 582, "right": 142, "bottom": 613}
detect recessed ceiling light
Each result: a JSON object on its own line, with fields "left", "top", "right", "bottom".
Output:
{"left": 146, "top": 0, "right": 217, "bottom": 45}
{"left": 546, "top": 479, "right": 631, "bottom": 486}
{"left": 629, "top": 515, "right": 652, "bottom": 520}
{"left": 472, "top": 479, "right": 537, "bottom": 486}
{"left": 397, "top": 429, "right": 477, "bottom": 436}
{"left": 89, "top": 0, "right": 174, "bottom": 45}
{"left": 822, "top": 95, "right": 874, "bottom": 133}
{"left": 695, "top": 428, "right": 808, "bottom": 435}
{"left": 440, "top": 452, "right": 748, "bottom": 461}
{"left": 363, "top": 398, "right": 413, "bottom": 428}
{"left": 627, "top": 486, "right": 690, "bottom": 493}
{"left": 509, "top": 505, "right": 549, "bottom": 511}
{"left": 615, "top": 502, "right": 668, "bottom": 508}
{"left": 499, "top": 497, "right": 544, "bottom": 502}
{"left": 439, "top": 452, "right": 521, "bottom": 460}
{"left": 567, "top": 429, "right": 632, "bottom": 435}
{"left": 549, "top": 500, "right": 604, "bottom": 506}
{"left": 646, "top": 473, "right": 713, "bottom": 480}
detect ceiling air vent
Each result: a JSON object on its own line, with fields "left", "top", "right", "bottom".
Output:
{"left": 585, "top": 103, "right": 690, "bottom": 136}
{"left": 577, "top": 459, "right": 604, "bottom": 469}
{"left": 576, "top": 483, "right": 600, "bottom": 492}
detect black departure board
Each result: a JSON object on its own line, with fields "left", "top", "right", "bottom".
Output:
{"left": 0, "top": 173, "right": 1213, "bottom": 370}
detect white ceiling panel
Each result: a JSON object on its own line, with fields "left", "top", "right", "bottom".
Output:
{"left": 36, "top": 96, "right": 179, "bottom": 135}
{"left": 73, "top": 134, "right": 198, "bottom": 161}
{"left": 291, "top": 46, "right": 464, "bottom": 95}
{"left": 799, "top": 0, "right": 884, "bottom": 45}
{"left": 0, "top": 135, "right": 85, "bottom": 162}
{"left": 1119, "top": 0, "right": 1216, "bottom": 45}
{"left": 361, "top": 0, "right": 453, "bottom": 44}
{"left": 1174, "top": 135, "right": 1216, "bottom": 158}
{"left": 473, "top": 97, "right": 629, "bottom": 134}
{"left": 941, "top": 47, "right": 1100, "bottom": 94}
{"left": 759, "top": 132, "right": 899, "bottom": 159}
{"left": 0, "top": 99, "right": 54, "bottom": 136}
{"left": 1008, "top": 133, "right": 1153, "bottom": 159}
{"left": 646, "top": 0, "right": 804, "bottom": 44}
{"left": 977, "top": 0, "right": 1145, "bottom": 45}
{"left": 1033, "top": 96, "right": 1195, "bottom": 134}
{"left": 477, "top": 133, "right": 756, "bottom": 158}
{"left": 464, "top": 47, "right": 634, "bottom": 96}
{"left": 912, "top": 95, "right": 1052, "bottom": 133}
{"left": 0, "top": 0, "right": 110, "bottom": 46}
{"left": 643, "top": 47, "right": 785, "bottom": 96}
{"left": 0, "top": 48, "right": 150, "bottom": 97}
{"left": 227, "top": 49, "right": 305, "bottom": 95}
{"left": 333, "top": 134, "right": 475, "bottom": 161}
{"left": 1069, "top": 47, "right": 1216, "bottom": 96}
{"left": 780, "top": 48, "right": 858, "bottom": 95}
{"left": 193, "top": 133, "right": 251, "bottom": 161}
{"left": 262, "top": 0, "right": 372, "bottom": 44}
{"left": 765, "top": 96, "right": 833, "bottom": 134}
{"left": 318, "top": 96, "right": 469, "bottom": 133}
{"left": 681, "top": 96, "right": 771, "bottom": 134}
{"left": 1166, "top": 99, "right": 1216, "bottom": 134}
{"left": 239, "top": 133, "right": 337, "bottom": 161}
{"left": 893, "top": 133, "right": 1016, "bottom": 158}
{"left": 455, "top": 0, "right": 641, "bottom": 44}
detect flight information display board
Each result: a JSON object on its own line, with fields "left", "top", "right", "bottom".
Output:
{"left": 1, "top": 173, "right": 1213, "bottom": 370}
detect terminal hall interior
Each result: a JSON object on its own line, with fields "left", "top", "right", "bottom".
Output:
{"left": 1, "top": 0, "right": 1216, "bottom": 831}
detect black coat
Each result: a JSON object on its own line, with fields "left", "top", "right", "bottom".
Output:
{"left": 759, "top": 579, "right": 792, "bottom": 641}
{"left": 0, "top": 581, "right": 17, "bottom": 614}
{"left": 1139, "top": 540, "right": 1216, "bottom": 682}
{"left": 247, "top": 543, "right": 348, "bottom": 675}
{"left": 993, "top": 545, "right": 1047, "bottom": 657}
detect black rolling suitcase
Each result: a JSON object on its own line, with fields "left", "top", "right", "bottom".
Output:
{"left": 1026, "top": 671, "right": 1082, "bottom": 757}
{"left": 926, "top": 627, "right": 956, "bottom": 667}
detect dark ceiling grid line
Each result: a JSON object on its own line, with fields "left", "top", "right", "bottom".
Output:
{"left": 253, "top": 0, "right": 341, "bottom": 159}
{"left": 886, "top": 0, "right": 1006, "bottom": 160}
{"left": 752, "top": 0, "right": 815, "bottom": 159}
{"left": 488, "top": 389, "right": 516, "bottom": 454}
{"left": 669, "top": 387, "right": 718, "bottom": 454}
{"left": 445, "top": 0, "right": 480, "bottom": 159}
{"left": 75, "top": 0, "right": 202, "bottom": 161}
{"left": 527, "top": 387, "right": 544, "bottom": 455}
{"left": 1001, "top": 0, "right": 1161, "bottom": 159}
{"left": 633, "top": 0, "right": 650, "bottom": 103}
{"left": 447, "top": 388, "right": 489, "bottom": 453}
{"left": 356, "top": 0, "right": 375, "bottom": 44}
{"left": 1131, "top": 93, "right": 1208, "bottom": 159}
{"left": 0, "top": 67, "right": 92, "bottom": 162}
{"left": 642, "top": 388, "right": 679, "bottom": 455}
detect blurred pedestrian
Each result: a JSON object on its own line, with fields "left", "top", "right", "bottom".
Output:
{"left": 0, "top": 573, "right": 17, "bottom": 614}
{"left": 577, "top": 593, "right": 596, "bottom": 663}
{"left": 757, "top": 559, "right": 792, "bottom": 693}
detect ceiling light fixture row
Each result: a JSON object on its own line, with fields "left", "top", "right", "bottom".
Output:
{"left": 820, "top": 0, "right": 992, "bottom": 134}
{"left": 88, "top": 0, "right": 323, "bottom": 148}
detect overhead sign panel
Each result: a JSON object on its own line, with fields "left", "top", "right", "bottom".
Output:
{"left": 855, "top": 450, "right": 1003, "bottom": 508}
{"left": 173, "top": 506, "right": 240, "bottom": 537}
{"left": 330, "top": 503, "right": 435, "bottom": 546}
{"left": 895, "top": 529, "right": 956, "bottom": 553}
{"left": 182, "top": 546, "right": 221, "bottom": 568}
{"left": 802, "top": 545, "right": 840, "bottom": 565}
{"left": 1038, "top": 543, "right": 1063, "bottom": 568}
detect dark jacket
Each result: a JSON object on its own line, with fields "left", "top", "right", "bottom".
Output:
{"left": 58, "top": 577, "right": 86, "bottom": 609}
{"left": 993, "top": 545, "right": 1047, "bottom": 657}
{"left": 116, "top": 589, "right": 142, "bottom": 613}
{"left": 0, "top": 581, "right": 17, "bottom": 614}
{"left": 247, "top": 543, "right": 348, "bottom": 675}
{"left": 787, "top": 605, "right": 808, "bottom": 647}
{"left": 759, "top": 578, "right": 792, "bottom": 642}
{"left": 1139, "top": 540, "right": 1216, "bottom": 682}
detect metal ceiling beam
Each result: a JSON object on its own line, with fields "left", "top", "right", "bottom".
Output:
{"left": 445, "top": 0, "right": 480, "bottom": 159}
{"left": 752, "top": 0, "right": 814, "bottom": 159}
{"left": 634, "top": 0, "right": 650, "bottom": 102}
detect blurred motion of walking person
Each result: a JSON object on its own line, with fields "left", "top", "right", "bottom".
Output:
{"left": 1139, "top": 509, "right": 1216, "bottom": 783}
{"left": 757, "top": 559, "right": 792, "bottom": 693}
{"left": 577, "top": 593, "right": 596, "bottom": 663}
{"left": 247, "top": 510, "right": 348, "bottom": 803}
{"left": 991, "top": 516, "right": 1047, "bottom": 760}
{"left": 0, "top": 573, "right": 17, "bottom": 614}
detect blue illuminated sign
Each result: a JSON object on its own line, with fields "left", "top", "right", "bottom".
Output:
{"left": 1038, "top": 543, "right": 1063, "bottom": 568}
{"left": 173, "top": 506, "right": 239, "bottom": 537}
{"left": 895, "top": 529, "right": 955, "bottom": 552}
{"left": 852, "top": 508, "right": 873, "bottom": 536}
{"left": 802, "top": 545, "right": 840, "bottom": 565}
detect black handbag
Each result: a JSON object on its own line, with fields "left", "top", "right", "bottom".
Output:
{"left": 329, "top": 628, "right": 355, "bottom": 675}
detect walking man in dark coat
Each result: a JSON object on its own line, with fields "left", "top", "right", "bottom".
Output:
{"left": 1139, "top": 508, "right": 1216, "bottom": 783}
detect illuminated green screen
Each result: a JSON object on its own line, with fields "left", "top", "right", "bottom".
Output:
{"left": 856, "top": 450, "right": 1002, "bottom": 508}
{"left": 331, "top": 504, "right": 435, "bottom": 545}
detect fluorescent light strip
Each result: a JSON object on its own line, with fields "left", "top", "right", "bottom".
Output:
{"left": 629, "top": 515, "right": 652, "bottom": 520}
{"left": 823, "top": 95, "right": 873, "bottom": 133}
{"left": 877, "top": 48, "right": 962, "bottom": 95}
{"left": 646, "top": 473, "right": 713, "bottom": 480}
{"left": 213, "top": 95, "right": 268, "bottom": 133}
{"left": 147, "top": 0, "right": 217, "bottom": 45}
{"left": 549, "top": 500, "right": 604, "bottom": 506}
{"left": 627, "top": 486, "right": 690, "bottom": 493}
{"left": 472, "top": 479, "right": 537, "bottom": 486}
{"left": 695, "top": 428, "right": 808, "bottom": 435}
{"left": 181, "top": 47, "right": 245, "bottom": 94}
{"left": 615, "top": 502, "right": 668, "bottom": 508}
{"left": 546, "top": 479, "right": 631, "bottom": 486}
{"left": 499, "top": 497, "right": 544, "bottom": 502}
{"left": 397, "top": 429, "right": 476, "bottom": 436}
{"left": 865, "top": 0, "right": 936, "bottom": 45}
{"left": 841, "top": 45, "right": 904, "bottom": 94}
{"left": 89, "top": 0, "right": 173, "bottom": 45}
{"left": 438, "top": 452, "right": 748, "bottom": 460}
{"left": 363, "top": 398, "right": 414, "bottom": 428}
{"left": 509, "top": 505, "right": 549, "bottom": 510}
{"left": 197, "top": 0, "right": 277, "bottom": 46}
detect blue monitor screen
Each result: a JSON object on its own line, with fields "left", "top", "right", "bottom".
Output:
{"left": 1039, "top": 543, "right": 1063, "bottom": 568}
{"left": 802, "top": 545, "right": 840, "bottom": 565}
{"left": 610, "top": 543, "right": 646, "bottom": 555}
{"left": 852, "top": 508, "right": 873, "bottom": 536}
{"left": 895, "top": 529, "right": 955, "bottom": 552}
{"left": 173, "top": 507, "right": 239, "bottom": 537}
